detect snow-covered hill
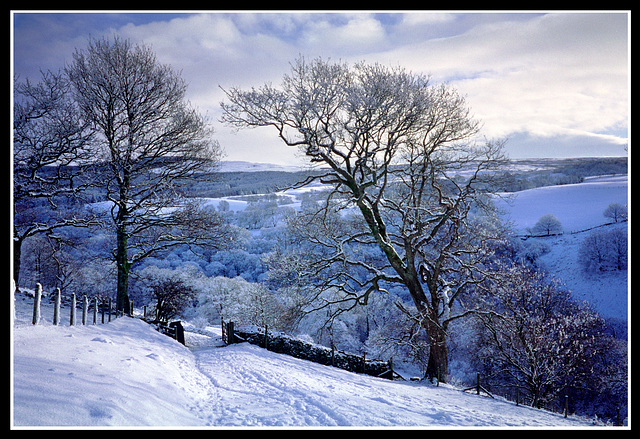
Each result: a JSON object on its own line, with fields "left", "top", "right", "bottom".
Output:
{"left": 218, "top": 160, "right": 308, "bottom": 173}
{"left": 12, "top": 294, "right": 600, "bottom": 428}
{"left": 493, "top": 175, "right": 628, "bottom": 321}
{"left": 494, "top": 175, "right": 628, "bottom": 235}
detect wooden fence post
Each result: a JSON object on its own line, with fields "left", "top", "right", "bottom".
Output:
{"left": 221, "top": 318, "right": 226, "bottom": 343}
{"left": 32, "top": 283, "right": 42, "bottom": 325}
{"left": 228, "top": 322, "right": 234, "bottom": 344}
{"left": 264, "top": 325, "right": 268, "bottom": 349}
{"left": 82, "top": 295, "right": 88, "bottom": 325}
{"left": 463, "top": 372, "right": 495, "bottom": 398}
{"left": 53, "top": 288, "right": 61, "bottom": 326}
{"left": 70, "top": 292, "right": 76, "bottom": 326}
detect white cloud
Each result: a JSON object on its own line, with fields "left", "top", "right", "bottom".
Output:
{"left": 13, "top": 11, "right": 629, "bottom": 163}
{"left": 399, "top": 12, "right": 457, "bottom": 26}
{"left": 116, "top": 12, "right": 630, "bottom": 161}
{"left": 371, "top": 13, "right": 629, "bottom": 152}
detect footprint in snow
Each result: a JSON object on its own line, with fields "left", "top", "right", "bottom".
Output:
{"left": 91, "top": 336, "right": 113, "bottom": 344}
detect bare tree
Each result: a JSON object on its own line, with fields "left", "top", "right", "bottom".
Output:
{"left": 221, "top": 57, "right": 506, "bottom": 381}
{"left": 13, "top": 70, "right": 96, "bottom": 289}
{"left": 66, "top": 37, "right": 225, "bottom": 314}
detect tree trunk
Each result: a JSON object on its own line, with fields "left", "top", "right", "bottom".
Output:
{"left": 115, "top": 226, "right": 131, "bottom": 315}
{"left": 13, "top": 237, "right": 23, "bottom": 289}
{"left": 424, "top": 324, "right": 448, "bottom": 383}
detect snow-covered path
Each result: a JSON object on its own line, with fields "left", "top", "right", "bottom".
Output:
{"left": 12, "top": 304, "right": 596, "bottom": 428}
{"left": 184, "top": 329, "right": 592, "bottom": 428}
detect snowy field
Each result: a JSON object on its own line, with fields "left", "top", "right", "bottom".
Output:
{"left": 494, "top": 175, "right": 628, "bottom": 235}
{"left": 12, "top": 293, "right": 602, "bottom": 428}
{"left": 493, "top": 174, "right": 629, "bottom": 321}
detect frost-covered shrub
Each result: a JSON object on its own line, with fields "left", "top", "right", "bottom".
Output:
{"left": 472, "top": 263, "right": 612, "bottom": 409}
{"left": 137, "top": 265, "right": 201, "bottom": 322}
{"left": 530, "top": 213, "right": 563, "bottom": 236}
{"left": 516, "top": 240, "right": 551, "bottom": 264}
{"left": 603, "top": 202, "right": 627, "bottom": 223}
{"left": 195, "top": 276, "right": 284, "bottom": 328}
{"left": 578, "top": 228, "right": 628, "bottom": 272}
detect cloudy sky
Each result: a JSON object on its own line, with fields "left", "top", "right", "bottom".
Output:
{"left": 12, "top": 10, "right": 629, "bottom": 165}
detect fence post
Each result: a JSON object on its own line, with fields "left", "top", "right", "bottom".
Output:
{"left": 82, "top": 295, "right": 88, "bottom": 325}
{"left": 32, "top": 283, "right": 42, "bottom": 325}
{"left": 264, "top": 325, "right": 268, "bottom": 349}
{"left": 53, "top": 288, "right": 61, "bottom": 326}
{"left": 221, "top": 318, "right": 226, "bottom": 344}
{"left": 228, "top": 322, "right": 234, "bottom": 344}
{"left": 70, "top": 292, "right": 76, "bottom": 325}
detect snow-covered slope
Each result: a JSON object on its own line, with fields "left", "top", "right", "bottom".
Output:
{"left": 534, "top": 224, "right": 628, "bottom": 321}
{"left": 218, "top": 161, "right": 307, "bottom": 173}
{"left": 493, "top": 175, "right": 628, "bottom": 321}
{"left": 12, "top": 318, "right": 215, "bottom": 427}
{"left": 494, "top": 175, "right": 628, "bottom": 235}
{"left": 13, "top": 295, "right": 597, "bottom": 428}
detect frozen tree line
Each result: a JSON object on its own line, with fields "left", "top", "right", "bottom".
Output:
{"left": 13, "top": 37, "right": 626, "bottom": 422}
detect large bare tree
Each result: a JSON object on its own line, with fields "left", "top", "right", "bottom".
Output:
{"left": 67, "top": 37, "right": 226, "bottom": 314}
{"left": 221, "top": 57, "right": 506, "bottom": 381}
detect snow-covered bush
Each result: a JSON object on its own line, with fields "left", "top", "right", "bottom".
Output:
{"left": 194, "top": 276, "right": 284, "bottom": 329}
{"left": 136, "top": 265, "right": 201, "bottom": 321}
{"left": 603, "top": 202, "right": 627, "bottom": 223}
{"left": 529, "top": 213, "right": 563, "bottom": 236}
{"left": 578, "top": 227, "right": 628, "bottom": 272}
{"left": 515, "top": 239, "right": 551, "bottom": 265}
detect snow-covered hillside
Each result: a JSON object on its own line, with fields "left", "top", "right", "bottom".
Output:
{"left": 493, "top": 174, "right": 628, "bottom": 322}
{"left": 494, "top": 175, "right": 628, "bottom": 235}
{"left": 13, "top": 293, "right": 600, "bottom": 428}
{"left": 218, "top": 161, "right": 307, "bottom": 173}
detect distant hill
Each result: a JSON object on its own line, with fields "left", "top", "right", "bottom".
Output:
{"left": 218, "top": 160, "right": 309, "bottom": 173}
